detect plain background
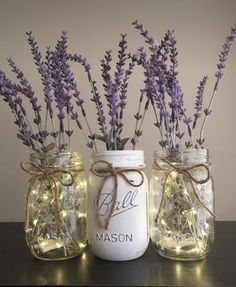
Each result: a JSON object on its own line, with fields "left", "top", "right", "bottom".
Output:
{"left": 0, "top": 0, "right": 236, "bottom": 221}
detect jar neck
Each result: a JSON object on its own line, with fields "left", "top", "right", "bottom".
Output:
{"left": 91, "top": 150, "right": 145, "bottom": 168}
{"left": 154, "top": 148, "right": 209, "bottom": 164}
{"left": 30, "top": 152, "right": 83, "bottom": 169}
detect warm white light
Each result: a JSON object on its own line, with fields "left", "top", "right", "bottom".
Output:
{"left": 33, "top": 219, "right": 38, "bottom": 226}
{"left": 191, "top": 209, "right": 197, "bottom": 215}
{"left": 195, "top": 265, "right": 202, "bottom": 278}
{"left": 204, "top": 222, "right": 209, "bottom": 229}
{"left": 79, "top": 243, "right": 86, "bottom": 248}
{"left": 55, "top": 242, "right": 63, "bottom": 248}
{"left": 175, "top": 263, "right": 182, "bottom": 277}
{"left": 161, "top": 219, "right": 167, "bottom": 226}
{"left": 43, "top": 194, "right": 48, "bottom": 200}
{"left": 171, "top": 171, "right": 177, "bottom": 179}
{"left": 150, "top": 208, "right": 156, "bottom": 214}
{"left": 82, "top": 253, "right": 87, "bottom": 260}
{"left": 176, "top": 245, "right": 181, "bottom": 253}
{"left": 183, "top": 188, "right": 188, "bottom": 195}
{"left": 78, "top": 212, "right": 86, "bottom": 218}
{"left": 61, "top": 210, "right": 67, "bottom": 218}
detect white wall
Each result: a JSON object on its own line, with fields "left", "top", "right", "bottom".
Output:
{"left": 0, "top": 0, "right": 236, "bottom": 221}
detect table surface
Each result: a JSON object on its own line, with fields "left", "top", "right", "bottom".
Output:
{"left": 0, "top": 221, "right": 235, "bottom": 286}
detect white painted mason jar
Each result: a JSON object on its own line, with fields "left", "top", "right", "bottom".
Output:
{"left": 87, "top": 150, "right": 149, "bottom": 261}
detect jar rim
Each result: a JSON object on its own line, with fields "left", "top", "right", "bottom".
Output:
{"left": 153, "top": 148, "right": 208, "bottom": 157}
{"left": 30, "top": 151, "right": 81, "bottom": 160}
{"left": 91, "top": 150, "right": 145, "bottom": 167}
{"left": 153, "top": 148, "right": 209, "bottom": 164}
{"left": 91, "top": 150, "right": 144, "bottom": 157}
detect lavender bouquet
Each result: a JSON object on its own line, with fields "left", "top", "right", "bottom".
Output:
{"left": 133, "top": 20, "right": 236, "bottom": 261}
{"left": 68, "top": 33, "right": 150, "bottom": 151}
{"left": 132, "top": 20, "right": 236, "bottom": 153}
{"left": 0, "top": 30, "right": 150, "bottom": 153}
{"left": 0, "top": 31, "right": 96, "bottom": 155}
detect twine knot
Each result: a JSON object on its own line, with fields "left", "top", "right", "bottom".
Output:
{"left": 90, "top": 160, "right": 145, "bottom": 230}
{"left": 21, "top": 161, "right": 75, "bottom": 186}
{"left": 153, "top": 157, "right": 216, "bottom": 222}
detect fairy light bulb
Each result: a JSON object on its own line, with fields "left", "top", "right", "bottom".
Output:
{"left": 176, "top": 245, "right": 181, "bottom": 253}
{"left": 171, "top": 171, "right": 177, "bottom": 179}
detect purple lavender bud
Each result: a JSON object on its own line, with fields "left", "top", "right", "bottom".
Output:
{"left": 67, "top": 53, "right": 91, "bottom": 72}
{"left": 31, "top": 133, "right": 39, "bottom": 140}
{"left": 154, "top": 122, "right": 161, "bottom": 128}
{"left": 185, "top": 141, "right": 192, "bottom": 148}
{"left": 134, "top": 113, "right": 142, "bottom": 120}
{"left": 176, "top": 132, "right": 184, "bottom": 139}
{"left": 65, "top": 130, "right": 73, "bottom": 137}
{"left": 159, "top": 140, "right": 167, "bottom": 148}
{"left": 197, "top": 138, "right": 205, "bottom": 146}
{"left": 130, "top": 138, "right": 136, "bottom": 145}
{"left": 135, "top": 130, "right": 143, "bottom": 137}
{"left": 204, "top": 108, "right": 211, "bottom": 116}
{"left": 87, "top": 142, "right": 93, "bottom": 149}
{"left": 183, "top": 117, "right": 192, "bottom": 125}
{"left": 51, "top": 131, "right": 59, "bottom": 139}
{"left": 88, "top": 134, "right": 96, "bottom": 141}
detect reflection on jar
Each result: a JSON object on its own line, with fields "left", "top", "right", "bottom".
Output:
{"left": 156, "top": 259, "right": 215, "bottom": 286}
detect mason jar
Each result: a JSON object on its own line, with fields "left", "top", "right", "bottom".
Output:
{"left": 87, "top": 150, "right": 149, "bottom": 261}
{"left": 22, "top": 152, "right": 87, "bottom": 261}
{"left": 149, "top": 148, "right": 215, "bottom": 261}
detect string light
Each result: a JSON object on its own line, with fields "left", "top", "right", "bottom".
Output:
{"left": 79, "top": 243, "right": 86, "bottom": 249}
{"left": 171, "top": 171, "right": 177, "bottom": 179}
{"left": 175, "top": 245, "right": 181, "bottom": 253}
{"left": 151, "top": 162, "right": 214, "bottom": 260}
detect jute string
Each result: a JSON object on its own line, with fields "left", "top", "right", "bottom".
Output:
{"left": 90, "top": 160, "right": 145, "bottom": 230}
{"left": 20, "top": 161, "right": 83, "bottom": 231}
{"left": 153, "top": 157, "right": 216, "bottom": 223}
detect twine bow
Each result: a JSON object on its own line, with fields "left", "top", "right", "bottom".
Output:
{"left": 153, "top": 157, "right": 216, "bottom": 222}
{"left": 21, "top": 161, "right": 76, "bottom": 230}
{"left": 90, "top": 160, "right": 145, "bottom": 230}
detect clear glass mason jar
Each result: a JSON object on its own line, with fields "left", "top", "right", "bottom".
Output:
{"left": 149, "top": 148, "right": 215, "bottom": 261}
{"left": 87, "top": 150, "right": 149, "bottom": 261}
{"left": 23, "top": 152, "right": 87, "bottom": 261}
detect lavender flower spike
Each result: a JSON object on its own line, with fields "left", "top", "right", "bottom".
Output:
{"left": 68, "top": 53, "right": 107, "bottom": 141}
{"left": 26, "top": 32, "right": 53, "bottom": 120}
{"left": 199, "top": 22, "right": 236, "bottom": 146}
{"left": 192, "top": 75, "right": 208, "bottom": 131}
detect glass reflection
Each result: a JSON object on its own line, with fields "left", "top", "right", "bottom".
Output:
{"left": 20, "top": 250, "right": 89, "bottom": 285}
{"left": 156, "top": 258, "right": 216, "bottom": 286}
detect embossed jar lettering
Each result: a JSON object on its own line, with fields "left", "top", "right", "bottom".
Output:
{"left": 96, "top": 189, "right": 139, "bottom": 217}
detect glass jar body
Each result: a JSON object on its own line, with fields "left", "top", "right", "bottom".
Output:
{"left": 24, "top": 152, "right": 87, "bottom": 261}
{"left": 149, "top": 149, "right": 215, "bottom": 261}
{"left": 87, "top": 150, "right": 149, "bottom": 261}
